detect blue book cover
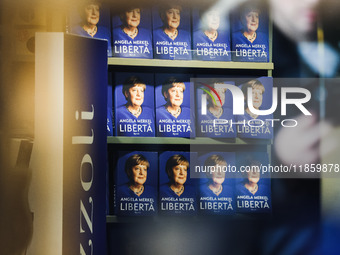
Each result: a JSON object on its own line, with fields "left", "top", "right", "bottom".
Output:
{"left": 155, "top": 73, "right": 195, "bottom": 138}
{"left": 107, "top": 85, "right": 113, "bottom": 136}
{"left": 112, "top": 7, "right": 153, "bottom": 59}
{"left": 198, "top": 152, "right": 236, "bottom": 215}
{"left": 236, "top": 77, "right": 273, "bottom": 139}
{"left": 114, "top": 72, "right": 155, "bottom": 137}
{"left": 230, "top": 1, "right": 269, "bottom": 62}
{"left": 115, "top": 151, "right": 158, "bottom": 216}
{"left": 152, "top": 4, "right": 192, "bottom": 60}
{"left": 67, "top": 1, "right": 112, "bottom": 56}
{"left": 195, "top": 78, "right": 236, "bottom": 138}
{"left": 235, "top": 152, "right": 271, "bottom": 213}
{"left": 192, "top": 8, "right": 231, "bottom": 61}
{"left": 159, "top": 151, "right": 197, "bottom": 215}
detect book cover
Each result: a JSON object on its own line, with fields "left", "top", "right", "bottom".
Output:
{"left": 112, "top": 7, "right": 153, "bottom": 59}
{"left": 236, "top": 77, "right": 273, "bottom": 139}
{"left": 192, "top": 8, "right": 231, "bottom": 61}
{"left": 235, "top": 152, "right": 271, "bottom": 213}
{"left": 67, "top": 0, "right": 112, "bottom": 56}
{"left": 230, "top": 1, "right": 269, "bottom": 62}
{"left": 155, "top": 73, "right": 195, "bottom": 138}
{"left": 152, "top": 4, "right": 192, "bottom": 60}
{"left": 195, "top": 78, "right": 236, "bottom": 138}
{"left": 114, "top": 72, "right": 155, "bottom": 137}
{"left": 115, "top": 151, "right": 158, "bottom": 216}
{"left": 198, "top": 152, "right": 236, "bottom": 215}
{"left": 159, "top": 151, "right": 197, "bottom": 215}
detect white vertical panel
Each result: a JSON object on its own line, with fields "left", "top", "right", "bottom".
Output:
{"left": 28, "top": 32, "right": 64, "bottom": 255}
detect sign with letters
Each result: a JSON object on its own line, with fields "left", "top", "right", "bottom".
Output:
{"left": 29, "top": 33, "right": 107, "bottom": 255}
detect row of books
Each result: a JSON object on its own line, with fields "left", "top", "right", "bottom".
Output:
{"left": 107, "top": 74, "right": 273, "bottom": 139}
{"left": 113, "top": 151, "right": 271, "bottom": 216}
{"left": 67, "top": 2, "right": 269, "bottom": 62}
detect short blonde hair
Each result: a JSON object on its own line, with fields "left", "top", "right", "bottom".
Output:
{"left": 162, "top": 77, "right": 186, "bottom": 100}
{"left": 165, "top": 154, "right": 189, "bottom": 181}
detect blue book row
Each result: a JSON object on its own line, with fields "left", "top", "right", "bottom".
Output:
{"left": 67, "top": 1, "right": 269, "bottom": 62}
{"left": 113, "top": 151, "right": 271, "bottom": 216}
{"left": 108, "top": 73, "right": 273, "bottom": 139}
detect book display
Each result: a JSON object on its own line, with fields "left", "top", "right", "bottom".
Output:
{"left": 30, "top": 1, "right": 274, "bottom": 254}
{"left": 107, "top": 0, "right": 274, "bottom": 221}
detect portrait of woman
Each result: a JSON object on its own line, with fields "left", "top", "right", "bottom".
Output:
{"left": 119, "top": 8, "right": 141, "bottom": 39}
{"left": 153, "top": 4, "right": 191, "bottom": 59}
{"left": 117, "top": 154, "right": 157, "bottom": 199}
{"left": 236, "top": 156, "right": 271, "bottom": 197}
{"left": 160, "top": 154, "right": 193, "bottom": 198}
{"left": 241, "top": 79, "right": 265, "bottom": 120}
{"left": 116, "top": 152, "right": 158, "bottom": 216}
{"left": 200, "top": 155, "right": 233, "bottom": 198}
{"left": 71, "top": 0, "right": 112, "bottom": 56}
{"left": 201, "top": 10, "right": 222, "bottom": 43}
{"left": 155, "top": 75, "right": 194, "bottom": 137}
{"left": 156, "top": 77, "right": 191, "bottom": 120}
{"left": 238, "top": 162, "right": 261, "bottom": 196}
{"left": 193, "top": 9, "right": 231, "bottom": 61}
{"left": 239, "top": 5, "right": 261, "bottom": 43}
{"left": 112, "top": 7, "right": 153, "bottom": 58}
{"left": 117, "top": 76, "right": 149, "bottom": 118}
{"left": 231, "top": 2, "right": 269, "bottom": 62}
{"left": 115, "top": 75, "right": 155, "bottom": 136}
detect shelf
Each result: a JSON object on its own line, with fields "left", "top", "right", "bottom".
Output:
{"left": 106, "top": 215, "right": 158, "bottom": 223}
{"left": 108, "top": 57, "right": 274, "bottom": 70}
{"left": 107, "top": 136, "right": 271, "bottom": 145}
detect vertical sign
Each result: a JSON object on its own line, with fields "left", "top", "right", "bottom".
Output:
{"left": 29, "top": 33, "right": 107, "bottom": 255}
{"left": 63, "top": 34, "right": 107, "bottom": 255}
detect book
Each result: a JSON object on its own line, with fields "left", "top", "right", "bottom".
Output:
{"left": 155, "top": 73, "right": 195, "bottom": 138}
{"left": 114, "top": 72, "right": 155, "bottom": 137}
{"left": 192, "top": 8, "right": 231, "bottom": 61}
{"left": 67, "top": 0, "right": 112, "bottom": 56}
{"left": 152, "top": 4, "right": 192, "bottom": 60}
{"left": 112, "top": 7, "right": 153, "bottom": 59}
{"left": 230, "top": 1, "right": 269, "bottom": 62}
{"left": 115, "top": 151, "right": 158, "bottom": 216}
{"left": 159, "top": 151, "right": 197, "bottom": 215}
{"left": 235, "top": 152, "right": 271, "bottom": 213}
{"left": 236, "top": 77, "right": 273, "bottom": 139}
{"left": 197, "top": 152, "right": 236, "bottom": 215}
{"left": 195, "top": 78, "right": 236, "bottom": 138}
